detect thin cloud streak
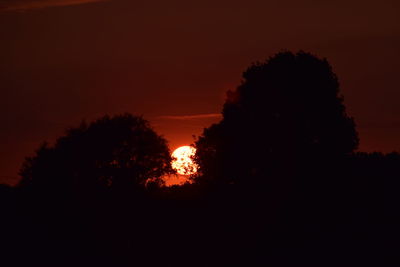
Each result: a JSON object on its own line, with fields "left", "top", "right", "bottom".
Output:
{"left": 358, "top": 121, "right": 400, "bottom": 129}
{"left": 158, "top": 113, "right": 222, "bottom": 121}
{"left": 0, "top": 0, "right": 108, "bottom": 11}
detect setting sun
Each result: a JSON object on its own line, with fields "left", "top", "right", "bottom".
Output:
{"left": 171, "top": 146, "right": 198, "bottom": 175}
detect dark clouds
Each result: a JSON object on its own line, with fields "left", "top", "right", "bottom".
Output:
{"left": 0, "top": 0, "right": 108, "bottom": 11}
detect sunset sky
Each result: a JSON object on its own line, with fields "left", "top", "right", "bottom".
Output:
{"left": 1, "top": 0, "right": 399, "bottom": 184}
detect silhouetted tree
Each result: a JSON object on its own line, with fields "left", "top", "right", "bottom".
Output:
{"left": 195, "top": 51, "right": 358, "bottom": 186}
{"left": 18, "top": 114, "right": 172, "bottom": 195}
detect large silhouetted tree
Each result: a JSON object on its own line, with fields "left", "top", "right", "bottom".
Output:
{"left": 195, "top": 51, "right": 359, "bottom": 185}
{"left": 18, "top": 114, "right": 172, "bottom": 194}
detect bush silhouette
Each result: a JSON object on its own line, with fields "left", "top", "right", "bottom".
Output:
{"left": 19, "top": 114, "right": 172, "bottom": 195}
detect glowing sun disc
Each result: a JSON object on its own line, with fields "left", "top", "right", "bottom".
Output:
{"left": 171, "top": 146, "right": 198, "bottom": 175}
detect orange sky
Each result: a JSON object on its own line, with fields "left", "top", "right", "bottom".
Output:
{"left": 0, "top": 0, "right": 400, "bottom": 184}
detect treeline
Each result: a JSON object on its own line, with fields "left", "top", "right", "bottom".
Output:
{"left": 1, "top": 51, "right": 400, "bottom": 266}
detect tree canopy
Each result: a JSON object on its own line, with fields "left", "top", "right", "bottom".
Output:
{"left": 19, "top": 114, "right": 172, "bottom": 193}
{"left": 195, "top": 51, "right": 359, "bottom": 185}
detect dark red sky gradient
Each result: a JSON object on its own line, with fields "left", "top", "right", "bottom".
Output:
{"left": 1, "top": 0, "right": 399, "bottom": 184}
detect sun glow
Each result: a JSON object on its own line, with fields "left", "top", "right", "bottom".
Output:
{"left": 171, "top": 146, "right": 198, "bottom": 175}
